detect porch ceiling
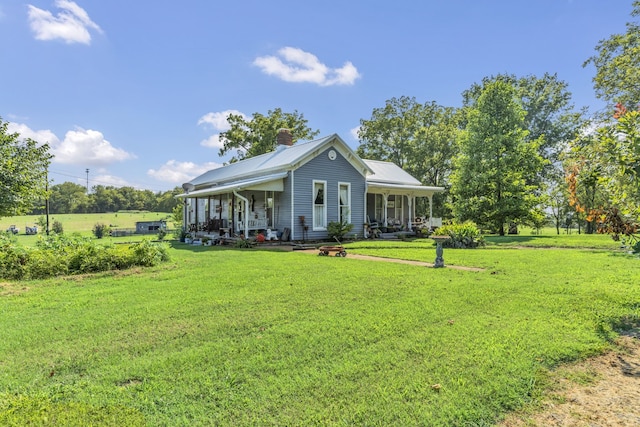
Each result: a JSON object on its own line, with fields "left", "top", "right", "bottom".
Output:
{"left": 367, "top": 182, "right": 444, "bottom": 197}
{"left": 176, "top": 171, "right": 288, "bottom": 198}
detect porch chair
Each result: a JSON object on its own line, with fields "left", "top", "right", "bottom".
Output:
{"left": 366, "top": 216, "right": 380, "bottom": 238}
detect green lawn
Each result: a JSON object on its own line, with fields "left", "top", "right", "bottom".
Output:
{"left": 1, "top": 212, "right": 173, "bottom": 246}
{"left": 1, "top": 236, "right": 639, "bottom": 425}
{"left": 0, "top": 212, "right": 173, "bottom": 234}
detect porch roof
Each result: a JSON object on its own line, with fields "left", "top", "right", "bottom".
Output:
{"left": 176, "top": 171, "right": 288, "bottom": 198}
{"left": 364, "top": 159, "right": 444, "bottom": 196}
{"left": 366, "top": 182, "right": 444, "bottom": 197}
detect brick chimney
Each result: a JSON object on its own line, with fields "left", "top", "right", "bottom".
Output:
{"left": 276, "top": 128, "right": 293, "bottom": 146}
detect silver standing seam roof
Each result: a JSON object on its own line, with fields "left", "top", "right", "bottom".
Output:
{"left": 178, "top": 134, "right": 444, "bottom": 197}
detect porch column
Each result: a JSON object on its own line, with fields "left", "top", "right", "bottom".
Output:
{"left": 363, "top": 183, "right": 368, "bottom": 238}
{"left": 428, "top": 194, "right": 434, "bottom": 229}
{"left": 194, "top": 197, "right": 199, "bottom": 232}
{"left": 407, "top": 195, "right": 413, "bottom": 231}
{"left": 383, "top": 193, "right": 389, "bottom": 226}
{"left": 183, "top": 198, "right": 188, "bottom": 231}
{"left": 234, "top": 191, "right": 249, "bottom": 237}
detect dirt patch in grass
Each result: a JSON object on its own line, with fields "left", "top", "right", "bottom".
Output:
{"left": 0, "top": 282, "right": 29, "bottom": 296}
{"left": 499, "top": 332, "right": 640, "bottom": 427}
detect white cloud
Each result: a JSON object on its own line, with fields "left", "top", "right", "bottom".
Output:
{"left": 198, "top": 109, "right": 247, "bottom": 149}
{"left": 350, "top": 126, "right": 361, "bottom": 141}
{"left": 54, "top": 128, "right": 135, "bottom": 166}
{"left": 8, "top": 121, "right": 135, "bottom": 166}
{"left": 147, "top": 160, "right": 222, "bottom": 184}
{"left": 198, "top": 110, "right": 245, "bottom": 130}
{"left": 7, "top": 122, "right": 60, "bottom": 146}
{"left": 200, "top": 134, "right": 223, "bottom": 149}
{"left": 28, "top": 0, "right": 103, "bottom": 45}
{"left": 253, "top": 47, "right": 361, "bottom": 86}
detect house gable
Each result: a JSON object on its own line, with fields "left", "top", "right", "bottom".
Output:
{"left": 288, "top": 146, "right": 367, "bottom": 240}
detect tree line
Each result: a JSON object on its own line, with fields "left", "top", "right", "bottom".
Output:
{"left": 28, "top": 182, "right": 183, "bottom": 215}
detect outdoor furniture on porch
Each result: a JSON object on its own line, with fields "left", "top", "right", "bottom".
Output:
{"left": 366, "top": 216, "right": 380, "bottom": 238}
{"left": 237, "top": 218, "right": 268, "bottom": 231}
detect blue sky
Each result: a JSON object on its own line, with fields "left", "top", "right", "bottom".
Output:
{"left": 0, "top": 1, "right": 633, "bottom": 192}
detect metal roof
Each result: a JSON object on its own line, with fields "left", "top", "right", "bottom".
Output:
{"left": 364, "top": 159, "right": 444, "bottom": 195}
{"left": 177, "top": 171, "right": 288, "bottom": 198}
{"left": 179, "top": 134, "right": 444, "bottom": 198}
{"left": 366, "top": 182, "right": 444, "bottom": 196}
{"left": 186, "top": 134, "right": 370, "bottom": 188}
{"left": 364, "top": 159, "right": 421, "bottom": 185}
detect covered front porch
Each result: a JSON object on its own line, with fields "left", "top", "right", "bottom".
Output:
{"left": 365, "top": 183, "right": 442, "bottom": 238}
{"left": 178, "top": 172, "right": 287, "bottom": 238}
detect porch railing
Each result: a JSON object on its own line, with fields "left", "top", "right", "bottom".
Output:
{"left": 237, "top": 218, "right": 268, "bottom": 231}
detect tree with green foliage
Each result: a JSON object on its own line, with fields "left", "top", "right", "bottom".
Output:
{"left": 451, "top": 81, "right": 545, "bottom": 235}
{"left": 218, "top": 108, "right": 320, "bottom": 162}
{"left": 567, "top": 104, "right": 640, "bottom": 243}
{"left": 584, "top": 1, "right": 640, "bottom": 109}
{"left": 47, "top": 182, "right": 89, "bottom": 214}
{"left": 0, "top": 117, "right": 52, "bottom": 218}
{"left": 547, "top": 180, "right": 572, "bottom": 235}
{"left": 356, "top": 96, "right": 459, "bottom": 216}
{"left": 357, "top": 96, "right": 458, "bottom": 184}
{"left": 462, "top": 73, "right": 583, "bottom": 178}
{"left": 564, "top": 130, "right": 608, "bottom": 234}
{"left": 155, "top": 187, "right": 183, "bottom": 213}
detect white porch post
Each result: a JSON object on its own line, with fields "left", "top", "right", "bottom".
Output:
{"left": 407, "top": 195, "right": 413, "bottom": 231}
{"left": 290, "top": 170, "right": 295, "bottom": 241}
{"left": 234, "top": 191, "right": 249, "bottom": 237}
{"left": 363, "top": 183, "right": 369, "bottom": 238}
{"left": 183, "top": 198, "right": 188, "bottom": 231}
{"left": 428, "top": 194, "right": 434, "bottom": 229}
{"left": 383, "top": 193, "right": 389, "bottom": 226}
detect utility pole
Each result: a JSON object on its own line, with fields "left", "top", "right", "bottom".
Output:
{"left": 86, "top": 168, "right": 90, "bottom": 193}
{"left": 46, "top": 166, "right": 50, "bottom": 236}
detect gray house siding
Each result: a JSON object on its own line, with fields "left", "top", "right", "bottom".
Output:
{"left": 275, "top": 172, "right": 293, "bottom": 238}
{"left": 291, "top": 148, "right": 366, "bottom": 240}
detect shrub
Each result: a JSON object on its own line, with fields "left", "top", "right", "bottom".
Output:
{"left": 131, "top": 239, "right": 170, "bottom": 266}
{"left": 434, "top": 221, "right": 485, "bottom": 249}
{"left": 157, "top": 228, "right": 167, "bottom": 241}
{"left": 234, "top": 236, "right": 253, "bottom": 248}
{"left": 36, "top": 233, "right": 91, "bottom": 252}
{"left": 92, "top": 223, "right": 110, "bottom": 239}
{"left": 327, "top": 220, "right": 354, "bottom": 241}
{"left": 0, "top": 234, "right": 170, "bottom": 279}
{"left": 175, "top": 228, "right": 188, "bottom": 242}
{"left": 26, "top": 250, "right": 69, "bottom": 279}
{"left": 0, "top": 234, "right": 29, "bottom": 280}
{"left": 35, "top": 216, "right": 47, "bottom": 229}
{"left": 52, "top": 220, "right": 64, "bottom": 234}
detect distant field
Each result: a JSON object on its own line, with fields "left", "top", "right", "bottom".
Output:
{"left": 0, "top": 212, "right": 174, "bottom": 235}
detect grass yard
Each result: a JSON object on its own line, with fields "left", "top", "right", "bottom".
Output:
{"left": 0, "top": 212, "right": 173, "bottom": 235}
{"left": 0, "top": 236, "right": 639, "bottom": 425}
{"left": 0, "top": 212, "right": 173, "bottom": 246}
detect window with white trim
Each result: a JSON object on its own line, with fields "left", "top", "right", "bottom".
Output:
{"left": 313, "top": 180, "right": 327, "bottom": 230}
{"left": 338, "top": 182, "right": 351, "bottom": 224}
